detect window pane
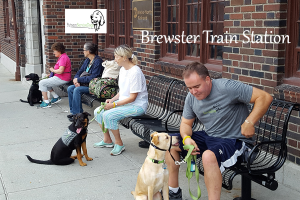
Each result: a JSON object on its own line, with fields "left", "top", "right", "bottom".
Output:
{"left": 187, "top": 5, "right": 191, "bottom": 22}
{"left": 119, "top": 24, "right": 125, "bottom": 35}
{"left": 172, "top": 43, "right": 177, "bottom": 53}
{"left": 187, "top": 43, "right": 191, "bottom": 56}
{"left": 218, "top": 2, "right": 224, "bottom": 21}
{"left": 193, "top": 4, "right": 198, "bottom": 22}
{"left": 210, "top": 45, "right": 215, "bottom": 59}
{"left": 184, "top": 0, "right": 201, "bottom": 58}
{"left": 192, "top": 43, "right": 197, "bottom": 56}
{"left": 192, "top": 23, "right": 197, "bottom": 35}
{"left": 209, "top": 1, "right": 225, "bottom": 42}
{"left": 173, "top": 6, "right": 177, "bottom": 22}
{"left": 186, "top": 24, "right": 190, "bottom": 36}
{"left": 119, "top": 37, "right": 125, "bottom": 45}
{"left": 216, "top": 45, "right": 223, "bottom": 60}
{"left": 173, "top": 23, "right": 177, "bottom": 35}
{"left": 210, "top": 45, "right": 223, "bottom": 60}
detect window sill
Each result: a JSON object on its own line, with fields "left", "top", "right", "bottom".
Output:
{"left": 283, "top": 77, "right": 300, "bottom": 87}
{"left": 158, "top": 57, "right": 223, "bottom": 73}
{"left": 274, "top": 80, "right": 300, "bottom": 104}
{"left": 154, "top": 59, "right": 222, "bottom": 79}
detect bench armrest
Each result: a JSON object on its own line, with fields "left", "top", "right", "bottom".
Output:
{"left": 247, "top": 141, "right": 287, "bottom": 174}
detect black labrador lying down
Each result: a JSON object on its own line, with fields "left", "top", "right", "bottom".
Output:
{"left": 26, "top": 112, "right": 93, "bottom": 166}
{"left": 20, "top": 73, "right": 43, "bottom": 106}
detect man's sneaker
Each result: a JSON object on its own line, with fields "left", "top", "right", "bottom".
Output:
{"left": 93, "top": 140, "right": 114, "bottom": 148}
{"left": 169, "top": 188, "right": 182, "bottom": 200}
{"left": 40, "top": 101, "right": 51, "bottom": 108}
{"left": 110, "top": 144, "right": 125, "bottom": 156}
{"left": 50, "top": 96, "right": 62, "bottom": 104}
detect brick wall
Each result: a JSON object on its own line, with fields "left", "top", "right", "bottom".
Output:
{"left": 0, "top": 0, "right": 17, "bottom": 62}
{"left": 0, "top": 0, "right": 26, "bottom": 68}
{"left": 224, "top": 0, "right": 300, "bottom": 165}
{"left": 223, "top": 0, "right": 287, "bottom": 95}
{"left": 42, "top": 0, "right": 98, "bottom": 72}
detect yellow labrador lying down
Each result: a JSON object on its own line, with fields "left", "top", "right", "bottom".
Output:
{"left": 132, "top": 132, "right": 179, "bottom": 200}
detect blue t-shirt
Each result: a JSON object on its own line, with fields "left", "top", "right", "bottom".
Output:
{"left": 183, "top": 79, "right": 253, "bottom": 141}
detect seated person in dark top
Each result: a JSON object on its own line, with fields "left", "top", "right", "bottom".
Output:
{"left": 67, "top": 42, "right": 103, "bottom": 120}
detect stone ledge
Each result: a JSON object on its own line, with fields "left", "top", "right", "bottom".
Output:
{"left": 274, "top": 84, "right": 300, "bottom": 104}
{"left": 154, "top": 61, "right": 222, "bottom": 79}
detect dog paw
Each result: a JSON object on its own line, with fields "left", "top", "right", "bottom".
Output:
{"left": 80, "top": 162, "right": 87, "bottom": 166}
{"left": 86, "top": 157, "right": 93, "bottom": 161}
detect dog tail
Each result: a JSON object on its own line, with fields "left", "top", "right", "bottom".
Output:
{"left": 26, "top": 155, "right": 54, "bottom": 165}
{"left": 20, "top": 99, "right": 28, "bottom": 103}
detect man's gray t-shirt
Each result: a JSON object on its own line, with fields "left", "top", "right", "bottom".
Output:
{"left": 183, "top": 79, "right": 253, "bottom": 141}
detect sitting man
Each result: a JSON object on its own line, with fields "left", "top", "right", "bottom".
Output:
{"left": 165, "top": 62, "right": 273, "bottom": 200}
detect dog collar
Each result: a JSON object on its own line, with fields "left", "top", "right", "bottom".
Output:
{"left": 148, "top": 157, "right": 164, "bottom": 164}
{"left": 150, "top": 135, "right": 178, "bottom": 164}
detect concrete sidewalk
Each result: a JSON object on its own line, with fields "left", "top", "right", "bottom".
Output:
{"left": 0, "top": 63, "right": 299, "bottom": 200}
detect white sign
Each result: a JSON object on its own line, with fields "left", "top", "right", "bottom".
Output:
{"left": 65, "top": 9, "right": 107, "bottom": 33}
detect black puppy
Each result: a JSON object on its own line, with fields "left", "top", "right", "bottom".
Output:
{"left": 26, "top": 112, "right": 93, "bottom": 166}
{"left": 20, "top": 73, "right": 43, "bottom": 106}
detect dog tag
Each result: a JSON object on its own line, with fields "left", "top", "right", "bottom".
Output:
{"left": 190, "top": 161, "right": 195, "bottom": 172}
{"left": 162, "top": 163, "right": 167, "bottom": 169}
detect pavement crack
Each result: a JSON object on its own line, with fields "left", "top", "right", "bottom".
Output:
{"left": 0, "top": 169, "right": 8, "bottom": 200}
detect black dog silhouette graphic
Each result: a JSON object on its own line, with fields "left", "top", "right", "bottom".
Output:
{"left": 90, "top": 10, "right": 105, "bottom": 32}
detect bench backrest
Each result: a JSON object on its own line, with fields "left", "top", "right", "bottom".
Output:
{"left": 145, "top": 75, "right": 175, "bottom": 119}
{"left": 247, "top": 99, "right": 300, "bottom": 174}
{"left": 160, "top": 79, "right": 189, "bottom": 129}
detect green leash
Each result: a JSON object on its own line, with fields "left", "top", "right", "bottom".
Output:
{"left": 90, "top": 102, "right": 107, "bottom": 133}
{"left": 183, "top": 145, "right": 201, "bottom": 200}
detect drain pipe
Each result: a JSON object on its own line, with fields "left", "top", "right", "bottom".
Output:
{"left": 92, "top": 0, "right": 98, "bottom": 54}
{"left": 11, "top": 0, "right": 20, "bottom": 81}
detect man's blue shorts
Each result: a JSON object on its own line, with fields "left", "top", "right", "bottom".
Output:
{"left": 174, "top": 131, "right": 246, "bottom": 173}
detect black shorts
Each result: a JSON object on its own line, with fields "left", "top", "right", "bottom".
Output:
{"left": 174, "top": 131, "right": 245, "bottom": 173}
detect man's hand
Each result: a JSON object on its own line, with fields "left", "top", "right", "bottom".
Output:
{"left": 184, "top": 137, "right": 200, "bottom": 155}
{"left": 241, "top": 121, "right": 255, "bottom": 138}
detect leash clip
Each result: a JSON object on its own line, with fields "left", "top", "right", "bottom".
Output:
{"left": 175, "top": 160, "right": 186, "bottom": 165}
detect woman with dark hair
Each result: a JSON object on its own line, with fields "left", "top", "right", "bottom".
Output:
{"left": 67, "top": 42, "right": 104, "bottom": 119}
{"left": 39, "top": 42, "right": 72, "bottom": 108}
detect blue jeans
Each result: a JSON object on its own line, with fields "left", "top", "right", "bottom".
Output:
{"left": 67, "top": 85, "right": 89, "bottom": 115}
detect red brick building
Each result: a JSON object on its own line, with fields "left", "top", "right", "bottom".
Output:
{"left": 1, "top": 0, "right": 300, "bottom": 169}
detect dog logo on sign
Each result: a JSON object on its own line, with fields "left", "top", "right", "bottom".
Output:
{"left": 90, "top": 10, "right": 105, "bottom": 32}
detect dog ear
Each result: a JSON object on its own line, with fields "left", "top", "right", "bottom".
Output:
{"left": 152, "top": 135, "right": 159, "bottom": 145}
{"left": 83, "top": 112, "right": 91, "bottom": 116}
{"left": 150, "top": 132, "right": 158, "bottom": 138}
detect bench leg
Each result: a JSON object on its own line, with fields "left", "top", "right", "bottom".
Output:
{"left": 233, "top": 175, "right": 256, "bottom": 200}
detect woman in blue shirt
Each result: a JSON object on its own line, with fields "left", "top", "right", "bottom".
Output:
{"left": 67, "top": 43, "right": 103, "bottom": 119}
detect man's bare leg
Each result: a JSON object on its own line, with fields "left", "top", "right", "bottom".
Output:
{"left": 165, "top": 147, "right": 181, "bottom": 187}
{"left": 202, "top": 150, "right": 222, "bottom": 200}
